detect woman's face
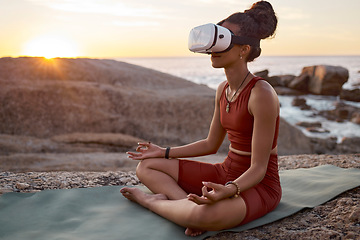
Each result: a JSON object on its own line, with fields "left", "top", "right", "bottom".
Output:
{"left": 210, "top": 21, "right": 244, "bottom": 69}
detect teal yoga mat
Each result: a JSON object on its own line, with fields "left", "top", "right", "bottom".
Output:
{"left": 0, "top": 165, "right": 359, "bottom": 240}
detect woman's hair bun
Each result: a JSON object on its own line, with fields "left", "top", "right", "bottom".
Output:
{"left": 218, "top": 1, "right": 277, "bottom": 61}
{"left": 244, "top": 1, "right": 277, "bottom": 39}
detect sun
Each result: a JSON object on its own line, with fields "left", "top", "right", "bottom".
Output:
{"left": 22, "top": 35, "right": 80, "bottom": 59}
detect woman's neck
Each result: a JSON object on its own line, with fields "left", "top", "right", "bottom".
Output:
{"left": 224, "top": 64, "right": 251, "bottom": 91}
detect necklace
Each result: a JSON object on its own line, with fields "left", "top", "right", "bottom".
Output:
{"left": 226, "top": 71, "right": 250, "bottom": 113}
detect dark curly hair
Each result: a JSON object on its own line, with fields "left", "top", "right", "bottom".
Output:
{"left": 218, "top": 1, "right": 277, "bottom": 62}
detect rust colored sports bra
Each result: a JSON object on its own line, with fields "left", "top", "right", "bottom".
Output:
{"left": 220, "top": 77, "right": 279, "bottom": 152}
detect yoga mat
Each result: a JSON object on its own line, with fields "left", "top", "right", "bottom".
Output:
{"left": 0, "top": 165, "right": 359, "bottom": 240}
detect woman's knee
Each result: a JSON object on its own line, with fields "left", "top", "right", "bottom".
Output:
{"left": 136, "top": 158, "right": 179, "bottom": 181}
{"left": 135, "top": 160, "right": 149, "bottom": 180}
{"left": 135, "top": 158, "right": 164, "bottom": 179}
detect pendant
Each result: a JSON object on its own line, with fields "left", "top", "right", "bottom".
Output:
{"left": 226, "top": 103, "right": 230, "bottom": 113}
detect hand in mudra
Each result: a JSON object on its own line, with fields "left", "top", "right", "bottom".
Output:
{"left": 187, "top": 182, "right": 236, "bottom": 205}
{"left": 127, "top": 142, "right": 164, "bottom": 160}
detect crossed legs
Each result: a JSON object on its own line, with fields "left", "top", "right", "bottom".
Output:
{"left": 120, "top": 158, "right": 247, "bottom": 236}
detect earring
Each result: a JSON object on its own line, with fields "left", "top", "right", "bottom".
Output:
{"left": 240, "top": 55, "right": 243, "bottom": 59}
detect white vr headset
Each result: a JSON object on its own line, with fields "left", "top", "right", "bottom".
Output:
{"left": 188, "top": 23, "right": 260, "bottom": 54}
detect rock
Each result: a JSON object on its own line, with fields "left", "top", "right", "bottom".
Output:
{"left": 351, "top": 112, "right": 360, "bottom": 124}
{"left": 296, "top": 121, "right": 330, "bottom": 134}
{"left": 306, "top": 127, "right": 330, "bottom": 133}
{"left": 344, "top": 232, "right": 357, "bottom": 240}
{"left": 310, "top": 137, "right": 337, "bottom": 154}
{"left": 266, "top": 76, "right": 284, "bottom": 87}
{"left": 0, "top": 57, "right": 215, "bottom": 146}
{"left": 292, "top": 97, "right": 311, "bottom": 110}
{"left": 15, "top": 182, "right": 30, "bottom": 190}
{"left": 318, "top": 101, "right": 360, "bottom": 122}
{"left": 277, "top": 118, "right": 313, "bottom": 155}
{"left": 289, "top": 65, "right": 349, "bottom": 96}
{"left": 0, "top": 134, "right": 138, "bottom": 154}
{"left": 337, "top": 137, "right": 360, "bottom": 154}
{"left": 349, "top": 206, "right": 360, "bottom": 223}
{"left": 273, "top": 86, "right": 304, "bottom": 96}
{"left": 340, "top": 88, "right": 360, "bottom": 102}
{"left": 278, "top": 75, "right": 296, "bottom": 87}
{"left": 288, "top": 73, "right": 310, "bottom": 92}
{"left": 254, "top": 69, "right": 269, "bottom": 79}
{"left": 254, "top": 70, "right": 284, "bottom": 87}
{"left": 296, "top": 121, "right": 322, "bottom": 128}
{"left": 307, "top": 65, "right": 349, "bottom": 95}
{"left": 52, "top": 133, "right": 143, "bottom": 149}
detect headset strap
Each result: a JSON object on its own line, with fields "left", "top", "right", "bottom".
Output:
{"left": 232, "top": 35, "right": 260, "bottom": 48}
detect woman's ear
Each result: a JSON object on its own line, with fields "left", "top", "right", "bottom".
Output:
{"left": 241, "top": 45, "right": 251, "bottom": 57}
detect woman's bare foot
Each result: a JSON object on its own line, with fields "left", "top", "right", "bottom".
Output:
{"left": 185, "top": 228, "right": 206, "bottom": 237}
{"left": 120, "top": 187, "right": 168, "bottom": 208}
{"left": 121, "top": 187, "right": 205, "bottom": 237}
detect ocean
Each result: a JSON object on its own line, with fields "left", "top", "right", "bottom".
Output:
{"left": 117, "top": 56, "right": 360, "bottom": 142}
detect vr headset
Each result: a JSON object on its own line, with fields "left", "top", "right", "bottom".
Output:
{"left": 188, "top": 23, "right": 260, "bottom": 54}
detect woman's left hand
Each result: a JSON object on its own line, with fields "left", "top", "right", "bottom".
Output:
{"left": 187, "top": 182, "right": 236, "bottom": 205}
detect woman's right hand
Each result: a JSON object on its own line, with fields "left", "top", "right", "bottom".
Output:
{"left": 127, "top": 142, "right": 165, "bottom": 160}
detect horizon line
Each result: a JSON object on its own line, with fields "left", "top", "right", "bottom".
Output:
{"left": 1, "top": 54, "right": 360, "bottom": 60}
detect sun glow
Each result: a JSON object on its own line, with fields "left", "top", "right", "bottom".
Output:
{"left": 22, "top": 35, "right": 80, "bottom": 59}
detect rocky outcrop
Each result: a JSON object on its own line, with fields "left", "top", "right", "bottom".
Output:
{"left": 0, "top": 133, "right": 143, "bottom": 154}
{"left": 292, "top": 65, "right": 349, "bottom": 95}
{"left": 0, "top": 57, "right": 214, "bottom": 146}
{"left": 256, "top": 65, "right": 354, "bottom": 98}
{"left": 318, "top": 101, "right": 360, "bottom": 124}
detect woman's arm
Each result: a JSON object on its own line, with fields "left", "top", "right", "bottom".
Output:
{"left": 127, "top": 81, "right": 227, "bottom": 160}
{"left": 233, "top": 80, "right": 279, "bottom": 192}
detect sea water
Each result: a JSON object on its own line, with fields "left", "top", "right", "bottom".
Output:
{"left": 117, "top": 56, "right": 360, "bottom": 141}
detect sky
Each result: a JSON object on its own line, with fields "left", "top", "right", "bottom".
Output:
{"left": 1, "top": 0, "right": 360, "bottom": 58}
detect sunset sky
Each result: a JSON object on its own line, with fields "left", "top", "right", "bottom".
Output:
{"left": 1, "top": 0, "right": 360, "bottom": 58}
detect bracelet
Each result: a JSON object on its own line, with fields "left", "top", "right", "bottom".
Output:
{"left": 165, "top": 147, "right": 170, "bottom": 159}
{"left": 225, "top": 181, "right": 240, "bottom": 198}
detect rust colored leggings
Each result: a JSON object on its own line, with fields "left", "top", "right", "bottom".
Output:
{"left": 178, "top": 151, "right": 282, "bottom": 225}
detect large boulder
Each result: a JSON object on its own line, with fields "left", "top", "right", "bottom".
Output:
{"left": 288, "top": 73, "right": 310, "bottom": 92}
{"left": 277, "top": 118, "right": 313, "bottom": 155}
{"left": 0, "top": 57, "right": 215, "bottom": 146}
{"left": 290, "top": 65, "right": 349, "bottom": 96}
{"left": 308, "top": 65, "right": 349, "bottom": 95}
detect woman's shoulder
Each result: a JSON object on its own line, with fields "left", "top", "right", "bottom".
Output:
{"left": 217, "top": 80, "right": 228, "bottom": 91}
{"left": 252, "top": 78, "right": 277, "bottom": 96}
{"left": 215, "top": 80, "right": 228, "bottom": 102}
{"left": 249, "top": 78, "right": 279, "bottom": 115}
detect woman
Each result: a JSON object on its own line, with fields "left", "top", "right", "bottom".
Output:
{"left": 121, "top": 1, "right": 281, "bottom": 237}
